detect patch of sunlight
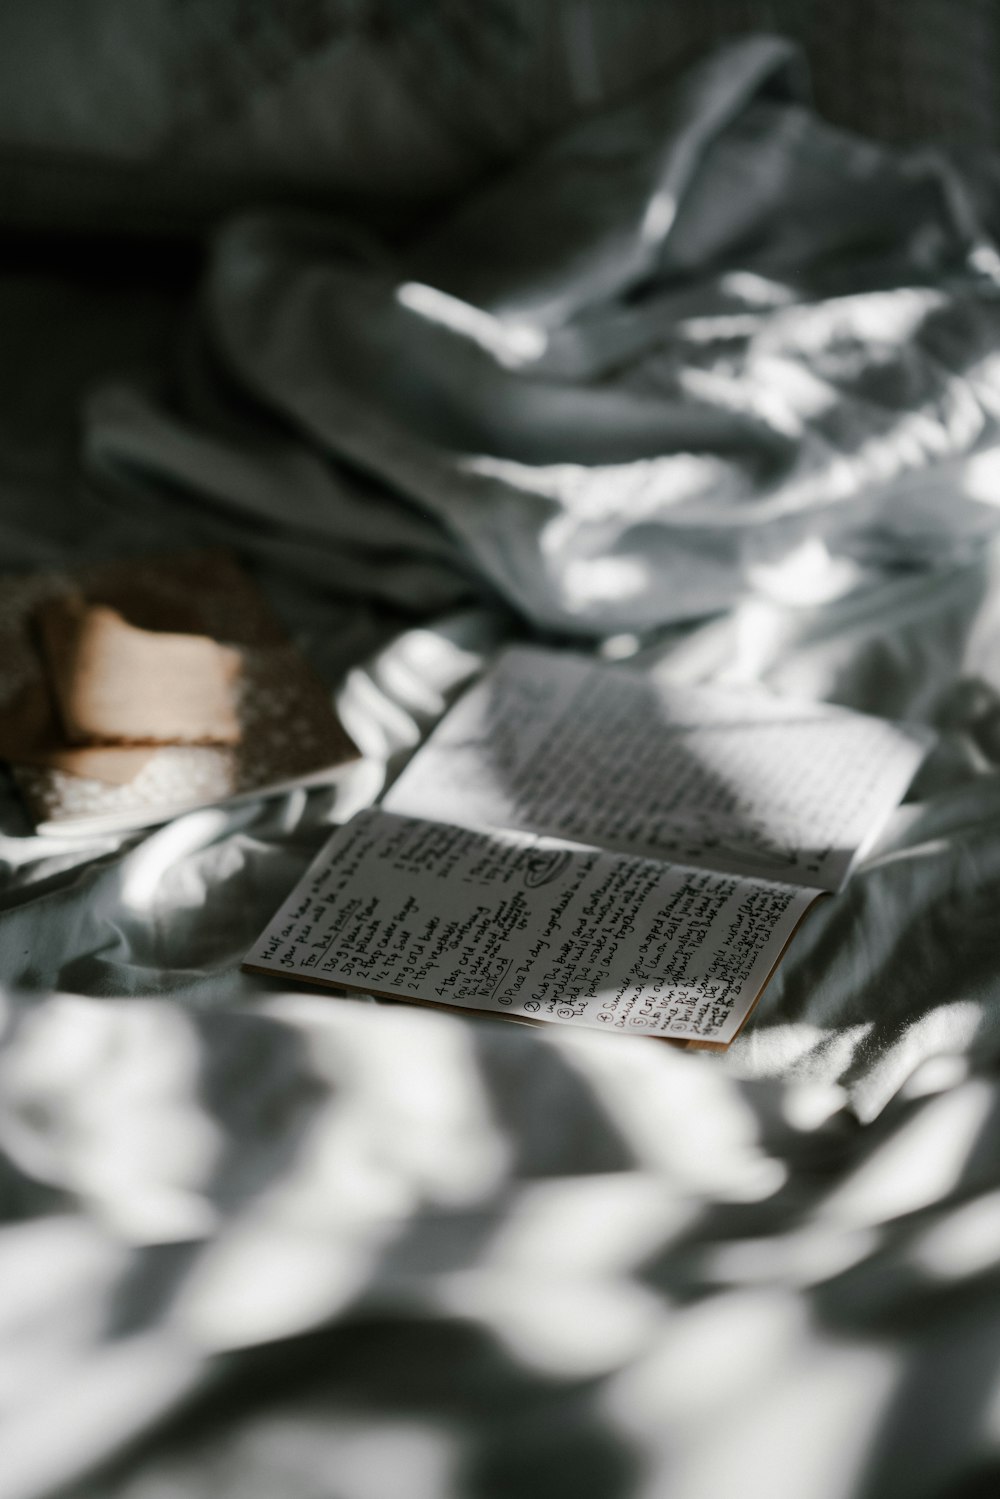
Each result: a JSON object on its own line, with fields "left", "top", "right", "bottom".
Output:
{"left": 984, "top": 1359, "right": 1000, "bottom": 1444}
{"left": 720, "top": 271, "right": 795, "bottom": 308}
{"left": 308, "top": 1005, "right": 510, "bottom": 1210}
{"left": 394, "top": 625, "right": 485, "bottom": 690}
{"left": 899, "top": 1052, "right": 971, "bottom": 1100}
{"left": 821, "top": 1079, "right": 996, "bottom": 1228}
{"left": 561, "top": 555, "right": 651, "bottom": 611}
{"left": 0, "top": 1216, "right": 110, "bottom": 1321}
{"left": 259, "top": 998, "right": 510, "bottom": 1223}
{"left": 969, "top": 243, "right": 1000, "bottom": 279}
{"left": 552, "top": 1030, "right": 787, "bottom": 1202}
{"left": 650, "top": 1334, "right": 897, "bottom": 1499}
{"left": 704, "top": 1222, "right": 879, "bottom": 1289}
{"left": 373, "top": 632, "right": 482, "bottom": 719}
{"left": 396, "top": 281, "right": 547, "bottom": 367}
{"left": 339, "top": 663, "right": 424, "bottom": 758}
{"left": 80, "top": 1007, "right": 221, "bottom": 1244}
{"left": 243, "top": 1418, "right": 459, "bottom": 1499}
{"left": 0, "top": 1217, "right": 122, "bottom": 1400}
{"left": 606, "top": 1288, "right": 807, "bottom": 1431}
{"left": 102, "top": 1178, "right": 218, "bottom": 1246}
{"left": 781, "top": 1081, "right": 849, "bottom": 1132}
{"left": 741, "top": 1021, "right": 873, "bottom": 1083}
{"left": 780, "top": 285, "right": 944, "bottom": 354}
{"left": 847, "top": 397, "right": 983, "bottom": 494}
{"left": 461, "top": 451, "right": 570, "bottom": 495}
{"left": 118, "top": 806, "right": 237, "bottom": 911}
{"left": 271, "top": 785, "right": 308, "bottom": 834}
{"left": 963, "top": 445, "right": 1000, "bottom": 508}
{"left": 966, "top": 351, "right": 1000, "bottom": 417}
{"left": 320, "top": 755, "right": 385, "bottom": 826}
{"left": 641, "top": 189, "right": 677, "bottom": 243}
{"left": 1, "top": 997, "right": 108, "bottom": 1104}
{"left": 750, "top": 353, "right": 839, "bottom": 423}
{"left": 910, "top": 1187, "right": 1000, "bottom": 1280}
{"left": 0, "top": 1329, "right": 198, "bottom": 1499}
{"left": 439, "top": 1267, "right": 663, "bottom": 1379}
{"left": 600, "top": 632, "right": 642, "bottom": 660}
{"left": 720, "top": 597, "right": 803, "bottom": 684}
{"left": 248, "top": 1094, "right": 424, "bottom": 1232}
{"left": 172, "top": 1008, "right": 513, "bottom": 1353}
{"left": 746, "top": 536, "right": 865, "bottom": 607}
{"left": 850, "top": 1003, "right": 983, "bottom": 1123}
{"left": 678, "top": 363, "right": 765, "bottom": 419}
{"left": 639, "top": 613, "right": 741, "bottom": 685}
{"left": 173, "top": 1220, "right": 374, "bottom": 1350}
{"left": 679, "top": 311, "right": 771, "bottom": 342}
{"left": 606, "top": 1288, "right": 899, "bottom": 1499}
{"left": 484, "top": 1174, "right": 685, "bottom": 1279}
{"left": 0, "top": 999, "right": 221, "bottom": 1243}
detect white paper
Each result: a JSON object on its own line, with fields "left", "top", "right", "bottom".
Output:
{"left": 386, "top": 646, "right": 929, "bottom": 891}
{"left": 244, "top": 809, "right": 818, "bottom": 1045}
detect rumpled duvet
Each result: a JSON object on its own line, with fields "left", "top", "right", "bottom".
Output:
{"left": 3, "top": 34, "right": 1000, "bottom": 1499}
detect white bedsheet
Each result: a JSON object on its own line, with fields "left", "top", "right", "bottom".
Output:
{"left": 3, "top": 36, "right": 1000, "bottom": 1498}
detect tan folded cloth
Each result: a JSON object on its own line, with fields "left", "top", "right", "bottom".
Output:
{"left": 37, "top": 595, "right": 243, "bottom": 747}
{"left": 0, "top": 551, "right": 359, "bottom": 818}
{"left": 0, "top": 680, "right": 157, "bottom": 783}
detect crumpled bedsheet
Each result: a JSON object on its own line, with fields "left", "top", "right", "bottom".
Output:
{"left": 3, "top": 33, "right": 1000, "bottom": 1499}
{"left": 87, "top": 35, "right": 1000, "bottom": 633}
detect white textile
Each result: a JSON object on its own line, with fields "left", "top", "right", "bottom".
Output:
{"left": 3, "top": 36, "right": 1000, "bottom": 1499}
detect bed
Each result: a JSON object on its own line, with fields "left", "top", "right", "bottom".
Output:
{"left": 2, "top": 10, "right": 1000, "bottom": 1498}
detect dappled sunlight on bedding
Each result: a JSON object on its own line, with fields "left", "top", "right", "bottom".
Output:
{"left": 4, "top": 19, "right": 1000, "bottom": 1497}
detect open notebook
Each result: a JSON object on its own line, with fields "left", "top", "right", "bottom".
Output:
{"left": 244, "top": 646, "right": 929, "bottom": 1048}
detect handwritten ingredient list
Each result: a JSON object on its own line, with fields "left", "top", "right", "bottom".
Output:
{"left": 245, "top": 809, "right": 817, "bottom": 1045}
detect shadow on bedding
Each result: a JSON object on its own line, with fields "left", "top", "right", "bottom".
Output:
{"left": 4, "top": 940, "right": 1000, "bottom": 1499}
{"left": 16, "top": 1003, "right": 1000, "bottom": 1499}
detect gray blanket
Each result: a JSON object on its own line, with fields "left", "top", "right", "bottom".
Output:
{"left": 3, "top": 37, "right": 1000, "bottom": 1499}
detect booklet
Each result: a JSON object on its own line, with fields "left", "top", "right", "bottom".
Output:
{"left": 243, "top": 646, "right": 929, "bottom": 1048}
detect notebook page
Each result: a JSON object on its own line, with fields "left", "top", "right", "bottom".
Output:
{"left": 244, "top": 808, "right": 819, "bottom": 1047}
{"left": 385, "top": 646, "right": 929, "bottom": 892}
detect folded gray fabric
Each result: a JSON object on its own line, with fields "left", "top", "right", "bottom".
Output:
{"left": 87, "top": 35, "right": 1000, "bottom": 635}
